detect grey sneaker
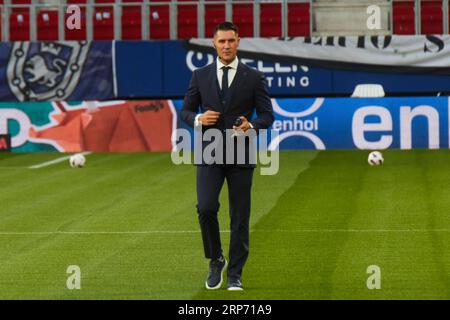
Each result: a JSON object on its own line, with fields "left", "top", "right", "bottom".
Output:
{"left": 205, "top": 256, "right": 227, "bottom": 290}
{"left": 227, "top": 277, "right": 244, "bottom": 291}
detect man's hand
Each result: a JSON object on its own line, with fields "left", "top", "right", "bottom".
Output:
{"left": 198, "top": 110, "right": 221, "bottom": 126}
{"left": 232, "top": 116, "right": 251, "bottom": 132}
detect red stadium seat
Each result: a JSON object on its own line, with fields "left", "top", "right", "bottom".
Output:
{"left": 232, "top": 2, "right": 253, "bottom": 37}
{"left": 0, "top": 0, "right": 322, "bottom": 41}
{"left": 260, "top": 3, "right": 282, "bottom": 37}
{"left": 150, "top": 0, "right": 170, "bottom": 39}
{"left": 122, "top": 0, "right": 143, "bottom": 40}
{"left": 9, "top": 12, "right": 30, "bottom": 40}
{"left": 37, "top": 9, "right": 59, "bottom": 41}
{"left": 65, "top": 0, "right": 87, "bottom": 40}
{"left": 288, "top": 2, "right": 310, "bottom": 37}
{"left": 393, "top": 0, "right": 415, "bottom": 35}
{"left": 421, "top": 0, "right": 443, "bottom": 34}
{"left": 177, "top": 0, "right": 197, "bottom": 39}
{"left": 93, "top": 0, "right": 114, "bottom": 40}
{"left": 205, "top": 1, "right": 225, "bottom": 38}
{"left": 9, "top": 0, "right": 31, "bottom": 40}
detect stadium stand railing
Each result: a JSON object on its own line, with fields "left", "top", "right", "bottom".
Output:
{"left": 0, "top": 0, "right": 448, "bottom": 41}
{"left": 312, "top": 0, "right": 391, "bottom": 36}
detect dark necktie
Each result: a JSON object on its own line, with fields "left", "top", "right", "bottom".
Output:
{"left": 221, "top": 66, "right": 231, "bottom": 98}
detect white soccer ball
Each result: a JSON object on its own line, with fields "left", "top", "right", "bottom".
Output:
{"left": 69, "top": 153, "right": 86, "bottom": 168}
{"left": 368, "top": 151, "right": 384, "bottom": 166}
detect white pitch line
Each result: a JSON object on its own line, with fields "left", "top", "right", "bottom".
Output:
{"left": 0, "top": 230, "right": 207, "bottom": 236}
{"left": 1, "top": 229, "right": 450, "bottom": 236}
{"left": 29, "top": 152, "right": 92, "bottom": 169}
{"left": 261, "top": 229, "right": 450, "bottom": 233}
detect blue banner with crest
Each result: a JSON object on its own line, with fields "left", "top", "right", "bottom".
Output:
{"left": 0, "top": 41, "right": 113, "bottom": 101}
{"left": 1, "top": 38, "right": 450, "bottom": 101}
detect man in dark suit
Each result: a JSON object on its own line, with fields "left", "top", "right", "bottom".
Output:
{"left": 181, "top": 22, "right": 274, "bottom": 291}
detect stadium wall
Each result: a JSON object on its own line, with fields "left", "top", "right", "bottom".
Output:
{"left": 2, "top": 36, "right": 450, "bottom": 152}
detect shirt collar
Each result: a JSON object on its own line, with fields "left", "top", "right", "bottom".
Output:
{"left": 216, "top": 56, "right": 239, "bottom": 71}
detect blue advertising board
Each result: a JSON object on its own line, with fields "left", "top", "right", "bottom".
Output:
{"left": 1, "top": 97, "right": 448, "bottom": 152}
{"left": 172, "top": 96, "right": 450, "bottom": 150}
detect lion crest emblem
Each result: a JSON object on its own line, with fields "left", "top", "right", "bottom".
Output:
{"left": 7, "top": 42, "right": 90, "bottom": 101}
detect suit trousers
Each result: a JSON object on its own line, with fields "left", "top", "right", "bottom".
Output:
{"left": 196, "top": 164, "right": 254, "bottom": 279}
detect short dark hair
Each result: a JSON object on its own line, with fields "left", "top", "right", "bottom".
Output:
{"left": 214, "top": 21, "right": 239, "bottom": 36}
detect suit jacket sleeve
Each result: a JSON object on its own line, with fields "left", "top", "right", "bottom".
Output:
{"left": 181, "top": 70, "right": 201, "bottom": 128}
{"left": 251, "top": 72, "right": 275, "bottom": 131}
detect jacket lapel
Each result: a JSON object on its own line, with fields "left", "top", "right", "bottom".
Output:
{"left": 225, "top": 62, "right": 248, "bottom": 111}
{"left": 206, "top": 62, "right": 223, "bottom": 112}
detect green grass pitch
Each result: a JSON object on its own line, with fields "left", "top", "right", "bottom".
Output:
{"left": 1, "top": 150, "right": 450, "bottom": 299}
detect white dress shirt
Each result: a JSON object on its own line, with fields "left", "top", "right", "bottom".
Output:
{"left": 216, "top": 56, "right": 238, "bottom": 89}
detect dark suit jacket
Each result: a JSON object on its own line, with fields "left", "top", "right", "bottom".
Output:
{"left": 181, "top": 61, "right": 274, "bottom": 167}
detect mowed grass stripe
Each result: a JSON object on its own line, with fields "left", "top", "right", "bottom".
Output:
{"left": 0, "top": 153, "right": 191, "bottom": 231}
{"left": 4, "top": 228, "right": 450, "bottom": 236}
{"left": 330, "top": 150, "right": 450, "bottom": 299}
{"left": 0, "top": 152, "right": 149, "bottom": 192}
{"left": 192, "top": 150, "right": 450, "bottom": 299}
{"left": 0, "top": 233, "right": 205, "bottom": 299}
{"left": 0, "top": 153, "right": 199, "bottom": 299}
{"left": 421, "top": 150, "right": 450, "bottom": 299}
{"left": 192, "top": 150, "right": 319, "bottom": 300}
{"left": 0, "top": 153, "right": 57, "bottom": 168}
{"left": 1, "top": 151, "right": 450, "bottom": 299}
{"left": 0, "top": 151, "right": 318, "bottom": 299}
{"left": 216, "top": 150, "right": 365, "bottom": 299}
